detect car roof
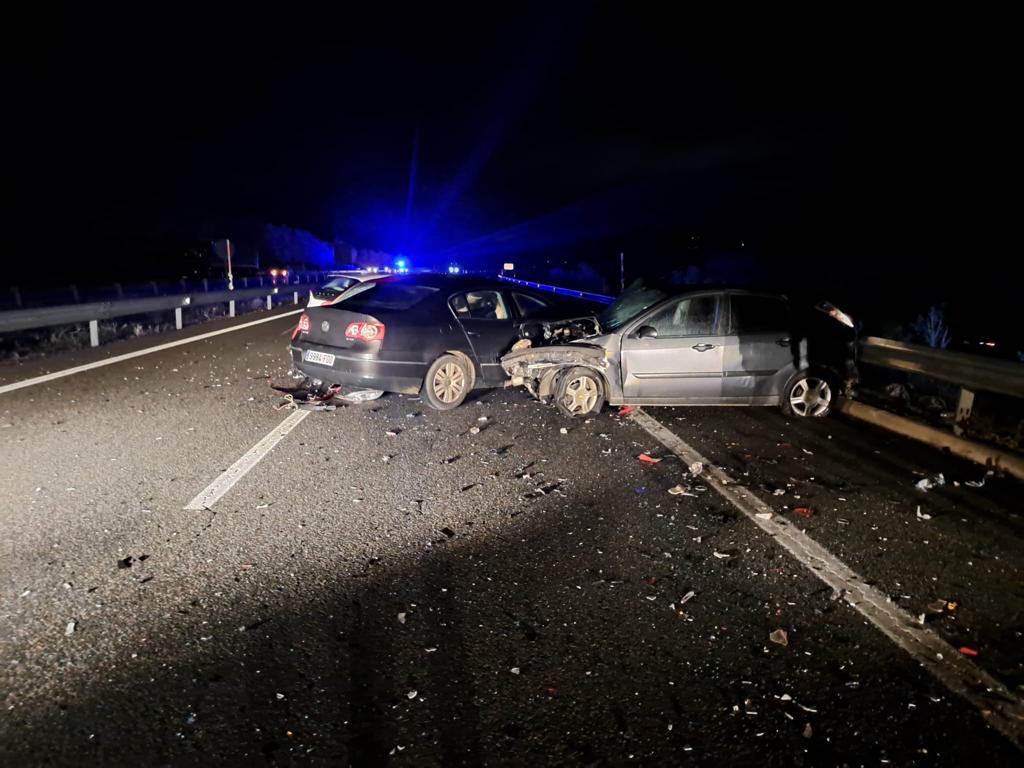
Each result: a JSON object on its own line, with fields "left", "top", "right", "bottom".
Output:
{"left": 378, "top": 273, "right": 514, "bottom": 291}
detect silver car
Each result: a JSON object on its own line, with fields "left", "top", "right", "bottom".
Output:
{"left": 501, "top": 283, "right": 857, "bottom": 418}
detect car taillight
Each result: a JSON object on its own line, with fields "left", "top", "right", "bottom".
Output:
{"left": 345, "top": 321, "right": 386, "bottom": 341}
{"left": 292, "top": 313, "right": 311, "bottom": 340}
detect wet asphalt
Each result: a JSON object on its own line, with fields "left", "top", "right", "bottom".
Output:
{"left": 1, "top": 309, "right": 1021, "bottom": 766}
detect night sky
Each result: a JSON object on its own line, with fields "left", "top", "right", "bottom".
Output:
{"left": 12, "top": 7, "right": 1017, "bottom": 336}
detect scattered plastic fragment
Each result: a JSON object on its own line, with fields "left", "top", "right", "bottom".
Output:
{"left": 65, "top": 620, "right": 76, "bottom": 636}
{"left": 915, "top": 473, "right": 945, "bottom": 492}
{"left": 688, "top": 461, "right": 703, "bottom": 476}
{"left": 440, "top": 527, "right": 455, "bottom": 538}
{"left": 772, "top": 488, "right": 786, "bottom": 496}
{"left": 769, "top": 629, "right": 789, "bottom": 646}
{"left": 802, "top": 723, "right": 813, "bottom": 739}
{"left": 511, "top": 667, "right": 521, "bottom": 675}
{"left": 469, "top": 426, "right": 481, "bottom": 435}
{"left": 338, "top": 389, "right": 384, "bottom": 402}
{"left": 559, "top": 427, "right": 569, "bottom": 435}
{"left": 712, "top": 551, "right": 731, "bottom": 560}
{"left": 965, "top": 471, "right": 994, "bottom": 488}
{"left": 397, "top": 612, "right": 407, "bottom": 625}
{"left": 478, "top": 416, "right": 488, "bottom": 422}
{"left": 916, "top": 507, "right": 932, "bottom": 521}
{"left": 618, "top": 406, "right": 635, "bottom": 417}
{"left": 117, "top": 556, "right": 134, "bottom": 569}
{"left": 407, "top": 690, "right": 418, "bottom": 699}
{"left": 679, "top": 590, "right": 696, "bottom": 606}
{"left": 755, "top": 512, "right": 773, "bottom": 520}
{"left": 793, "top": 507, "right": 814, "bottom": 519}
{"left": 668, "top": 484, "right": 695, "bottom": 496}
{"left": 638, "top": 454, "right": 661, "bottom": 464}
{"left": 958, "top": 646, "right": 978, "bottom": 656}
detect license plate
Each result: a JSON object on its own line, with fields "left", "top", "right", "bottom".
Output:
{"left": 303, "top": 350, "right": 336, "bottom": 366}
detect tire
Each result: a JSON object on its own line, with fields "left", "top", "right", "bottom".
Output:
{"left": 423, "top": 354, "right": 472, "bottom": 410}
{"left": 781, "top": 370, "right": 835, "bottom": 418}
{"left": 553, "top": 367, "right": 605, "bottom": 418}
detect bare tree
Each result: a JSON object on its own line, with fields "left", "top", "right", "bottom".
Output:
{"left": 911, "top": 305, "right": 951, "bottom": 349}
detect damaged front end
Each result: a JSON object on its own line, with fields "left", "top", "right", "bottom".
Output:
{"left": 501, "top": 343, "right": 614, "bottom": 402}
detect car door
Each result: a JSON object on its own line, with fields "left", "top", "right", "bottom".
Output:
{"left": 720, "top": 293, "right": 795, "bottom": 402}
{"left": 619, "top": 293, "right": 726, "bottom": 402}
{"left": 449, "top": 290, "right": 519, "bottom": 385}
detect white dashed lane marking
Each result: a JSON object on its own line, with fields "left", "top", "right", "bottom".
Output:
{"left": 631, "top": 408, "right": 1024, "bottom": 750}
{"left": 184, "top": 409, "right": 310, "bottom": 511}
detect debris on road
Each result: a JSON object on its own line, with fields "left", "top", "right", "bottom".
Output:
{"left": 638, "top": 453, "right": 661, "bottom": 464}
{"left": 64, "top": 620, "right": 76, "bottom": 636}
{"left": 469, "top": 426, "right": 481, "bottom": 435}
{"left": 397, "top": 612, "right": 407, "bottom": 625}
{"left": 915, "top": 473, "right": 945, "bottom": 492}
{"left": 117, "top": 556, "right": 134, "bottom": 569}
{"left": 618, "top": 406, "right": 635, "bottom": 417}
{"left": 688, "top": 461, "right": 703, "bottom": 476}
{"left": 559, "top": 427, "right": 569, "bottom": 435}
{"left": 769, "top": 629, "right": 789, "bottom": 646}
{"left": 755, "top": 512, "right": 773, "bottom": 520}
{"left": 958, "top": 647, "right": 979, "bottom": 657}
{"left": 678, "top": 590, "right": 696, "bottom": 606}
{"left": 965, "top": 470, "right": 994, "bottom": 488}
{"left": 407, "top": 690, "right": 418, "bottom": 700}
{"left": 792, "top": 507, "right": 814, "bottom": 519}
{"left": 337, "top": 388, "right": 383, "bottom": 403}
{"left": 712, "top": 551, "right": 732, "bottom": 560}
{"left": 668, "top": 484, "right": 696, "bottom": 496}
{"left": 511, "top": 666, "right": 521, "bottom": 675}
{"left": 916, "top": 507, "right": 932, "bottom": 521}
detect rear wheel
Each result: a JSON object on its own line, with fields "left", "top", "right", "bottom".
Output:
{"left": 554, "top": 367, "right": 605, "bottom": 418}
{"left": 423, "top": 354, "right": 471, "bottom": 410}
{"left": 781, "top": 370, "right": 835, "bottom": 418}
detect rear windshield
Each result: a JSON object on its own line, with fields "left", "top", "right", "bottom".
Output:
{"left": 332, "top": 281, "right": 439, "bottom": 310}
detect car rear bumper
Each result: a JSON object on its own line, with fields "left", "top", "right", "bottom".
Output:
{"left": 289, "top": 343, "right": 426, "bottom": 395}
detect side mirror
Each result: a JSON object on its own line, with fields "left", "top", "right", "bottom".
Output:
{"left": 636, "top": 325, "right": 658, "bottom": 339}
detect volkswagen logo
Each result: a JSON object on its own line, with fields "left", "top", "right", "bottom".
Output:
{"left": 321, "top": 320, "right": 330, "bottom": 333}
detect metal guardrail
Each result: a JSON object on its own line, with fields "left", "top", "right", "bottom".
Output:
{"left": 858, "top": 335, "right": 1024, "bottom": 425}
{"left": 859, "top": 337, "right": 1023, "bottom": 399}
{"left": 0, "top": 283, "right": 319, "bottom": 347}
{"left": 497, "top": 275, "right": 615, "bottom": 304}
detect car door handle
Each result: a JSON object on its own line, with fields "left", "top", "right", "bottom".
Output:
{"left": 776, "top": 337, "right": 791, "bottom": 346}
{"left": 466, "top": 330, "right": 481, "bottom": 337}
{"left": 691, "top": 343, "right": 716, "bottom": 352}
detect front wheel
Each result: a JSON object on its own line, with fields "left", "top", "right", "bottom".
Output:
{"left": 423, "top": 354, "right": 471, "bottom": 410}
{"left": 781, "top": 370, "right": 835, "bottom": 418}
{"left": 554, "top": 367, "right": 605, "bottom": 418}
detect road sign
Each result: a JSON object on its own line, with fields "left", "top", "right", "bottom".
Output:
{"left": 503, "top": 263, "right": 514, "bottom": 271}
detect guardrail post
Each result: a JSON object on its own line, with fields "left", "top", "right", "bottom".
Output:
{"left": 70, "top": 284, "right": 80, "bottom": 303}
{"left": 151, "top": 281, "right": 159, "bottom": 296}
{"left": 10, "top": 287, "right": 21, "bottom": 307}
{"left": 202, "top": 278, "right": 208, "bottom": 292}
{"left": 266, "top": 294, "right": 272, "bottom": 310}
{"left": 293, "top": 291, "right": 298, "bottom": 304}
{"left": 956, "top": 387, "right": 975, "bottom": 423}
{"left": 174, "top": 307, "right": 183, "bottom": 330}
{"left": 180, "top": 279, "right": 188, "bottom": 293}
{"left": 114, "top": 283, "right": 123, "bottom": 299}
{"left": 89, "top": 320, "right": 99, "bottom": 347}
{"left": 229, "top": 299, "right": 235, "bottom": 317}
{"left": 242, "top": 278, "right": 248, "bottom": 288}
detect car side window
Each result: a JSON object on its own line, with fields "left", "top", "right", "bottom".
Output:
{"left": 643, "top": 295, "right": 719, "bottom": 337}
{"left": 512, "top": 292, "right": 549, "bottom": 319}
{"left": 450, "top": 291, "right": 509, "bottom": 320}
{"left": 730, "top": 295, "right": 789, "bottom": 334}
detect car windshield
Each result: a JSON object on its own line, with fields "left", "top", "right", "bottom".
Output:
{"left": 331, "top": 281, "right": 439, "bottom": 310}
{"left": 324, "top": 277, "right": 357, "bottom": 290}
{"left": 597, "top": 280, "right": 669, "bottom": 331}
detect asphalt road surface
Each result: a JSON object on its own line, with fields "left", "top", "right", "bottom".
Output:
{"left": 1, "top": 307, "right": 1022, "bottom": 766}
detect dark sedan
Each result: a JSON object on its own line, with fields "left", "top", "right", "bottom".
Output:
{"left": 289, "top": 274, "right": 598, "bottom": 409}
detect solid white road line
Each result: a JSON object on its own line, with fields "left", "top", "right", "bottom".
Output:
{"left": 631, "top": 408, "right": 1024, "bottom": 749}
{"left": 184, "top": 409, "right": 310, "bottom": 511}
{"left": 0, "top": 309, "right": 304, "bottom": 396}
